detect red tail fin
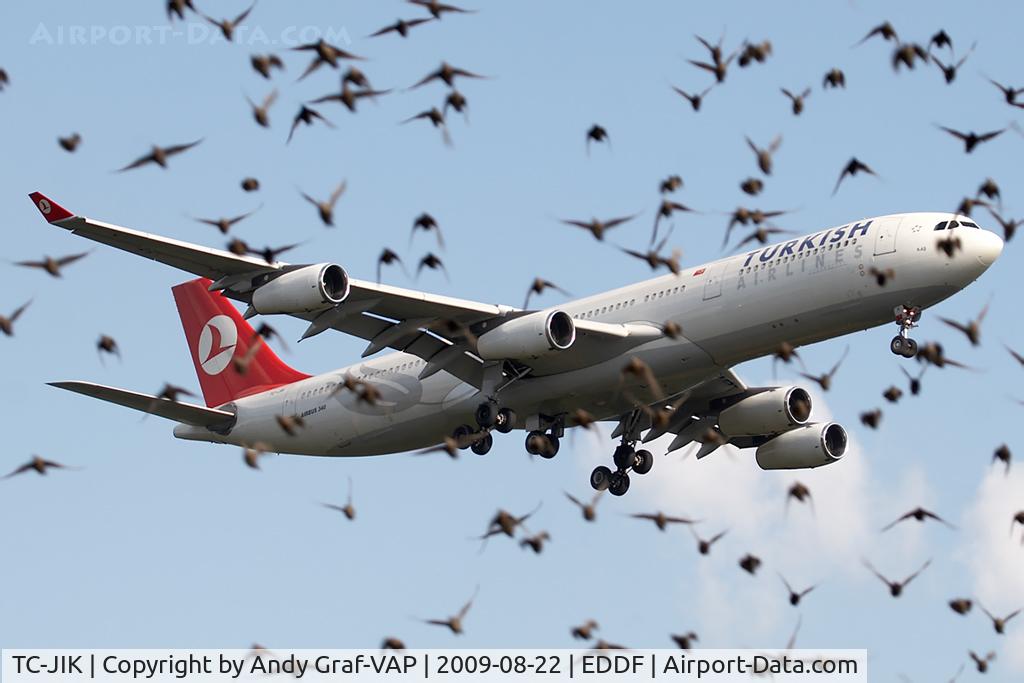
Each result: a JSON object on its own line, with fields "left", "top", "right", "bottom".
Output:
{"left": 172, "top": 278, "right": 309, "bottom": 407}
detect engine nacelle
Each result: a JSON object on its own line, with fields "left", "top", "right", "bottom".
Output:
{"left": 250, "top": 263, "right": 349, "bottom": 314}
{"left": 755, "top": 422, "right": 847, "bottom": 470}
{"left": 718, "top": 386, "right": 811, "bottom": 437}
{"left": 476, "top": 310, "right": 576, "bottom": 360}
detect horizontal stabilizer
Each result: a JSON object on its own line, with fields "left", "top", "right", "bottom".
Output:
{"left": 48, "top": 381, "right": 236, "bottom": 429}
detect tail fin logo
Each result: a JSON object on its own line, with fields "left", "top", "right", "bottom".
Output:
{"left": 38, "top": 198, "right": 52, "bottom": 215}
{"left": 197, "top": 315, "right": 237, "bottom": 375}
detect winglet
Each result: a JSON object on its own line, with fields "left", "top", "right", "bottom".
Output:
{"left": 28, "top": 192, "right": 75, "bottom": 223}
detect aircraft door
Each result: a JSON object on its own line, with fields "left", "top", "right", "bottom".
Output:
{"left": 873, "top": 216, "right": 903, "bottom": 256}
{"left": 702, "top": 263, "right": 723, "bottom": 300}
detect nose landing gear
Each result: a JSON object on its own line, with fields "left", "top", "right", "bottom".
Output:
{"left": 890, "top": 304, "right": 921, "bottom": 358}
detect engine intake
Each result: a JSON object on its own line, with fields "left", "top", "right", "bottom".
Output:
{"left": 718, "top": 386, "right": 811, "bottom": 438}
{"left": 755, "top": 422, "right": 847, "bottom": 470}
{"left": 251, "top": 263, "right": 349, "bottom": 315}
{"left": 476, "top": 309, "right": 576, "bottom": 360}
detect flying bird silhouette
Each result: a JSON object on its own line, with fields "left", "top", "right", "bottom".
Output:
{"left": 823, "top": 68, "right": 846, "bottom": 89}
{"left": 781, "top": 87, "right": 810, "bottom": 115}
{"left": 369, "top": 17, "right": 435, "bottom": 38}
{"left": 250, "top": 53, "right": 284, "bottom": 79}
{"left": 408, "top": 0, "right": 476, "bottom": 19}
{"left": 287, "top": 105, "right": 334, "bottom": 144}
{"left": 300, "top": 181, "right": 347, "bottom": 227}
{"left": 779, "top": 573, "right": 817, "bottom": 607}
{"left": 672, "top": 85, "right": 713, "bottom": 111}
{"left": 561, "top": 213, "right": 638, "bottom": 241}
{"left": 689, "top": 527, "right": 728, "bottom": 555}
{"left": 881, "top": 507, "right": 955, "bottom": 532}
{"left": 58, "top": 132, "right": 82, "bottom": 152}
{"left": 423, "top": 587, "right": 478, "bottom": 635}
{"left": 833, "top": 158, "right": 878, "bottom": 195}
{"left": 15, "top": 252, "right": 90, "bottom": 278}
{"left": 936, "top": 125, "right": 1005, "bottom": 153}
{"left": 200, "top": 1, "right": 256, "bottom": 41}
{"left": 978, "top": 603, "right": 1021, "bottom": 634}
{"left": 524, "top": 277, "right": 570, "bottom": 309}
{"left": 863, "top": 558, "right": 932, "bottom": 597}
{"left": 0, "top": 300, "right": 32, "bottom": 336}
{"left": 321, "top": 477, "right": 357, "bottom": 520}
{"left": 3, "top": 455, "right": 73, "bottom": 479}
{"left": 564, "top": 491, "right": 602, "bottom": 522}
{"left": 117, "top": 139, "right": 203, "bottom": 172}
{"left": 293, "top": 40, "right": 365, "bottom": 81}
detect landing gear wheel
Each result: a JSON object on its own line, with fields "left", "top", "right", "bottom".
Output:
{"left": 613, "top": 444, "right": 636, "bottom": 470}
{"left": 525, "top": 430, "right": 546, "bottom": 456}
{"left": 633, "top": 449, "right": 654, "bottom": 475}
{"left": 902, "top": 338, "right": 918, "bottom": 358}
{"left": 470, "top": 432, "right": 493, "bottom": 456}
{"left": 590, "top": 465, "right": 612, "bottom": 491}
{"left": 452, "top": 424, "right": 474, "bottom": 449}
{"left": 494, "top": 407, "right": 516, "bottom": 434}
{"left": 475, "top": 402, "right": 497, "bottom": 429}
{"left": 539, "top": 435, "right": 559, "bottom": 459}
{"left": 608, "top": 471, "right": 631, "bottom": 497}
{"left": 892, "top": 305, "right": 922, "bottom": 358}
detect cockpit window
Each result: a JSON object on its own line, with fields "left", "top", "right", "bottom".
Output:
{"left": 960, "top": 220, "right": 979, "bottom": 228}
{"left": 933, "top": 221, "right": 948, "bottom": 231}
{"left": 947, "top": 220, "right": 959, "bottom": 229}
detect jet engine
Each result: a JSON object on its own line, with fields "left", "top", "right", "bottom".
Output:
{"left": 717, "top": 386, "right": 812, "bottom": 438}
{"left": 250, "top": 263, "right": 349, "bottom": 314}
{"left": 754, "top": 422, "right": 847, "bottom": 470}
{"left": 476, "top": 309, "right": 576, "bottom": 361}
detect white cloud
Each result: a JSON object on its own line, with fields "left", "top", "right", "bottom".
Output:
{"left": 576, "top": 385, "right": 938, "bottom": 646}
{"left": 959, "top": 467, "right": 1024, "bottom": 672}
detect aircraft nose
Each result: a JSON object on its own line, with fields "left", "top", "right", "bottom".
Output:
{"left": 974, "top": 229, "right": 1003, "bottom": 267}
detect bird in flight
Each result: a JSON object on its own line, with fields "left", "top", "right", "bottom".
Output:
{"left": 936, "top": 125, "right": 1005, "bottom": 153}
{"left": 0, "top": 300, "right": 31, "bottom": 337}
{"left": 561, "top": 213, "right": 638, "bottom": 241}
{"left": 881, "top": 507, "right": 955, "bottom": 532}
{"left": 423, "top": 587, "right": 478, "bottom": 635}
{"left": 15, "top": 252, "right": 90, "bottom": 278}
{"left": 200, "top": 1, "right": 256, "bottom": 42}
{"left": 300, "top": 181, "right": 347, "bottom": 227}
{"left": 863, "top": 558, "right": 932, "bottom": 597}
{"left": 3, "top": 455, "right": 74, "bottom": 479}
{"left": 117, "top": 140, "right": 203, "bottom": 172}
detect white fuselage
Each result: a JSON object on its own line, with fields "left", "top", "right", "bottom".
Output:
{"left": 174, "top": 212, "right": 1002, "bottom": 456}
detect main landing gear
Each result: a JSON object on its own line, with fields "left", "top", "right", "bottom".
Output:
{"left": 450, "top": 402, "right": 517, "bottom": 457}
{"left": 890, "top": 304, "right": 921, "bottom": 358}
{"left": 589, "top": 411, "right": 654, "bottom": 497}
{"left": 525, "top": 426, "right": 561, "bottom": 459}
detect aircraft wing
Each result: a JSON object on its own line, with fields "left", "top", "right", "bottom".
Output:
{"left": 612, "top": 368, "right": 751, "bottom": 456}
{"left": 30, "top": 193, "right": 659, "bottom": 388}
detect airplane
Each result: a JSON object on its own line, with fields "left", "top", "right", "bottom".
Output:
{"left": 28, "top": 192, "right": 1002, "bottom": 496}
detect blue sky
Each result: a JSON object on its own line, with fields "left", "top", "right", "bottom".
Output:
{"left": 2, "top": 1, "right": 1023, "bottom": 680}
